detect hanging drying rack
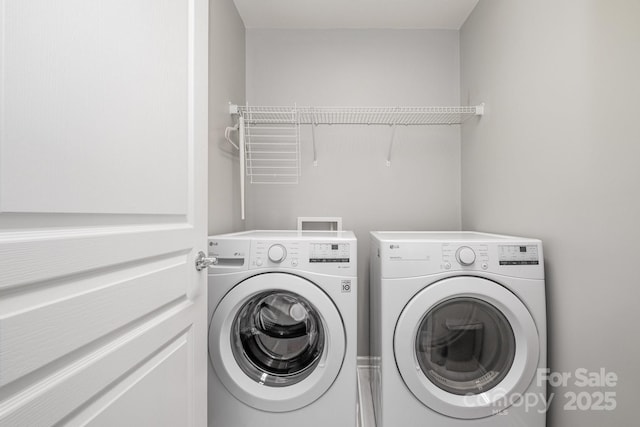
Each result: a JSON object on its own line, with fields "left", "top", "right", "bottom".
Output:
{"left": 225, "top": 103, "right": 484, "bottom": 219}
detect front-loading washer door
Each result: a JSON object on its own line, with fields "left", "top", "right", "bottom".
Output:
{"left": 209, "top": 272, "right": 346, "bottom": 412}
{"left": 394, "top": 276, "right": 539, "bottom": 419}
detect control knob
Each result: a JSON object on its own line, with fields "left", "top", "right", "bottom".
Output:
{"left": 268, "top": 244, "right": 287, "bottom": 263}
{"left": 456, "top": 246, "right": 476, "bottom": 266}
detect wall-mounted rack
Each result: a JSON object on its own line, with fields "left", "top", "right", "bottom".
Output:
{"left": 230, "top": 104, "right": 484, "bottom": 125}
{"left": 226, "top": 103, "right": 484, "bottom": 219}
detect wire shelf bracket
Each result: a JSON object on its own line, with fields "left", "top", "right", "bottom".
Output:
{"left": 387, "top": 123, "right": 398, "bottom": 166}
{"left": 311, "top": 123, "right": 318, "bottom": 167}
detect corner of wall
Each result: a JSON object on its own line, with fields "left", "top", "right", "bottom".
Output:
{"left": 208, "top": 0, "right": 246, "bottom": 235}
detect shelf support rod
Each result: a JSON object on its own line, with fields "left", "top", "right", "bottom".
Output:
{"left": 238, "top": 115, "right": 246, "bottom": 220}
{"left": 311, "top": 109, "right": 318, "bottom": 166}
{"left": 386, "top": 123, "right": 397, "bottom": 166}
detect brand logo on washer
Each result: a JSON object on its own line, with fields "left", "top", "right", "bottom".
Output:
{"left": 341, "top": 280, "right": 352, "bottom": 293}
{"left": 390, "top": 244, "right": 399, "bottom": 249}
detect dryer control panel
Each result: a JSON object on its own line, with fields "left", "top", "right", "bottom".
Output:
{"left": 372, "top": 233, "right": 544, "bottom": 280}
{"left": 441, "top": 243, "right": 490, "bottom": 270}
{"left": 498, "top": 245, "right": 540, "bottom": 265}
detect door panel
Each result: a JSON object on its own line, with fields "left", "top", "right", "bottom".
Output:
{"left": 0, "top": 0, "right": 208, "bottom": 425}
{"left": 0, "top": 254, "right": 188, "bottom": 387}
{"left": 1, "top": 0, "right": 189, "bottom": 215}
{"left": 1, "top": 304, "right": 193, "bottom": 426}
{"left": 82, "top": 334, "right": 192, "bottom": 427}
{"left": 0, "top": 227, "right": 192, "bottom": 291}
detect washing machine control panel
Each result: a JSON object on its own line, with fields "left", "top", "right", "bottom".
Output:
{"left": 252, "top": 241, "right": 299, "bottom": 268}
{"left": 309, "top": 242, "right": 351, "bottom": 263}
{"left": 267, "top": 244, "right": 287, "bottom": 263}
{"left": 249, "top": 240, "right": 355, "bottom": 273}
{"left": 207, "top": 232, "right": 357, "bottom": 276}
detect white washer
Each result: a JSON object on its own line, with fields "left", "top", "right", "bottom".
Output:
{"left": 370, "top": 232, "right": 546, "bottom": 427}
{"left": 207, "top": 230, "right": 357, "bottom": 427}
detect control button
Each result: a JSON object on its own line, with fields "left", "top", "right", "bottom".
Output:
{"left": 481, "top": 262, "right": 488, "bottom": 270}
{"left": 268, "top": 244, "right": 287, "bottom": 263}
{"left": 456, "top": 246, "right": 476, "bottom": 266}
{"left": 291, "top": 258, "right": 299, "bottom": 267}
{"left": 256, "top": 258, "right": 263, "bottom": 267}
{"left": 444, "top": 262, "right": 451, "bottom": 270}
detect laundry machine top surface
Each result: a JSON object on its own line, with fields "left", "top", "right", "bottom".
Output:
{"left": 371, "top": 230, "right": 539, "bottom": 243}
{"left": 213, "top": 229, "right": 356, "bottom": 241}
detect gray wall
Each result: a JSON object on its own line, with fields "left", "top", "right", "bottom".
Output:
{"left": 208, "top": 0, "right": 245, "bottom": 234}
{"left": 461, "top": 0, "right": 640, "bottom": 425}
{"left": 245, "top": 29, "right": 463, "bottom": 355}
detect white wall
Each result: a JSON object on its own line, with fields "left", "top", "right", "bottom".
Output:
{"left": 208, "top": 0, "right": 245, "bottom": 234}
{"left": 245, "top": 29, "right": 463, "bottom": 354}
{"left": 461, "top": 0, "right": 640, "bottom": 425}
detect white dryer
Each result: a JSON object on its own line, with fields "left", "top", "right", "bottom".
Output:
{"left": 207, "top": 230, "right": 357, "bottom": 427}
{"left": 370, "top": 232, "right": 546, "bottom": 427}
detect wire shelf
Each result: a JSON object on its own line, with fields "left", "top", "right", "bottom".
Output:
{"left": 231, "top": 103, "right": 484, "bottom": 186}
{"left": 299, "top": 106, "right": 481, "bottom": 125}
{"left": 235, "top": 104, "right": 484, "bottom": 126}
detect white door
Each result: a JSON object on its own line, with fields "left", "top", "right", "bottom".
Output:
{"left": 0, "top": 0, "right": 208, "bottom": 425}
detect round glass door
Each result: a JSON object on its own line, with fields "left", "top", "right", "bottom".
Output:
{"left": 394, "top": 276, "right": 539, "bottom": 419}
{"left": 232, "top": 291, "right": 325, "bottom": 387}
{"left": 415, "top": 297, "right": 515, "bottom": 395}
{"left": 209, "top": 273, "right": 346, "bottom": 412}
